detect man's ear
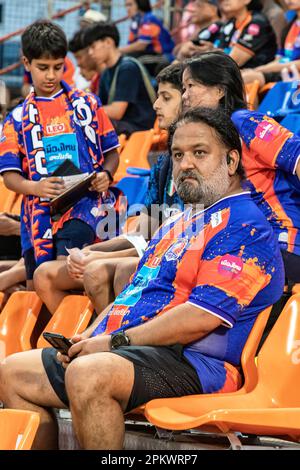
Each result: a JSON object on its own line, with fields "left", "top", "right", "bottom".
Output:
{"left": 226, "top": 149, "right": 240, "bottom": 176}
{"left": 22, "top": 56, "right": 30, "bottom": 72}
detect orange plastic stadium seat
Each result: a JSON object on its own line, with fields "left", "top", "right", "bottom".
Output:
{"left": 0, "top": 178, "right": 18, "bottom": 213}
{"left": 0, "top": 409, "right": 40, "bottom": 450}
{"left": 129, "top": 306, "right": 271, "bottom": 418}
{"left": 117, "top": 133, "right": 127, "bottom": 154}
{"left": 245, "top": 80, "right": 260, "bottom": 110}
{"left": 145, "top": 295, "right": 300, "bottom": 440}
{"left": 36, "top": 295, "right": 93, "bottom": 349}
{"left": 0, "top": 291, "right": 4, "bottom": 310}
{"left": 0, "top": 291, "right": 43, "bottom": 359}
{"left": 293, "top": 283, "right": 300, "bottom": 295}
{"left": 114, "top": 129, "right": 154, "bottom": 182}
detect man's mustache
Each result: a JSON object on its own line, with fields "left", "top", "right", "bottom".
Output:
{"left": 176, "top": 170, "right": 202, "bottom": 186}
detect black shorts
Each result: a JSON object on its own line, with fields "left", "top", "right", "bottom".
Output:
{"left": 23, "top": 219, "right": 95, "bottom": 280}
{"left": 41, "top": 344, "right": 203, "bottom": 411}
{"left": 281, "top": 250, "right": 300, "bottom": 283}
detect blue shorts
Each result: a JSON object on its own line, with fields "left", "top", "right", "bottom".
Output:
{"left": 23, "top": 219, "right": 95, "bottom": 280}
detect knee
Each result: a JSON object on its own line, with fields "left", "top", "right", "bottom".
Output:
{"left": 83, "top": 261, "right": 109, "bottom": 297}
{"left": 34, "top": 262, "right": 54, "bottom": 292}
{"left": 65, "top": 354, "right": 115, "bottom": 406}
{"left": 0, "top": 355, "right": 19, "bottom": 403}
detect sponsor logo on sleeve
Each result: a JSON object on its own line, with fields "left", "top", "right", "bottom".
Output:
{"left": 247, "top": 24, "right": 260, "bottom": 36}
{"left": 218, "top": 254, "right": 243, "bottom": 278}
{"left": 255, "top": 121, "right": 280, "bottom": 142}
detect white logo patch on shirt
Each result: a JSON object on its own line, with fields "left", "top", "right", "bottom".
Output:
{"left": 211, "top": 211, "right": 223, "bottom": 228}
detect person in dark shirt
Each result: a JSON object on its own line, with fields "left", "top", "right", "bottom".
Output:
{"left": 242, "top": 0, "right": 300, "bottom": 86}
{"left": 83, "top": 22, "right": 156, "bottom": 136}
{"left": 192, "top": 0, "right": 277, "bottom": 68}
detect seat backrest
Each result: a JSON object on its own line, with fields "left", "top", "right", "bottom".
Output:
{"left": 280, "top": 114, "right": 300, "bottom": 136}
{"left": 257, "top": 293, "right": 300, "bottom": 406}
{"left": 0, "top": 291, "right": 42, "bottom": 359}
{"left": 36, "top": 295, "right": 93, "bottom": 349}
{"left": 114, "top": 129, "right": 154, "bottom": 182}
{"left": 0, "top": 409, "right": 40, "bottom": 450}
{"left": 258, "top": 81, "right": 300, "bottom": 117}
{"left": 245, "top": 80, "right": 260, "bottom": 111}
{"left": 239, "top": 306, "right": 271, "bottom": 392}
{"left": 116, "top": 175, "right": 150, "bottom": 215}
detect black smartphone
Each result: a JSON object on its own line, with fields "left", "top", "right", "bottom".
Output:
{"left": 43, "top": 332, "right": 73, "bottom": 355}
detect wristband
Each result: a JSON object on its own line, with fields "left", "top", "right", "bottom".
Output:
{"left": 103, "top": 169, "right": 113, "bottom": 183}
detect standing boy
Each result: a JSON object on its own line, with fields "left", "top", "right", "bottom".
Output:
{"left": 0, "top": 20, "right": 121, "bottom": 287}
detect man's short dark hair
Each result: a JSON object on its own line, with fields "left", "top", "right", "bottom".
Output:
{"left": 169, "top": 107, "right": 245, "bottom": 179}
{"left": 156, "top": 63, "right": 183, "bottom": 92}
{"left": 69, "top": 30, "right": 86, "bottom": 53}
{"left": 83, "top": 22, "right": 120, "bottom": 48}
{"left": 136, "top": 0, "right": 152, "bottom": 12}
{"left": 21, "top": 20, "right": 67, "bottom": 62}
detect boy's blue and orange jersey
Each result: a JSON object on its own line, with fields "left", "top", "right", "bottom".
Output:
{"left": 0, "top": 88, "right": 119, "bottom": 253}
{"left": 23, "top": 56, "right": 75, "bottom": 87}
{"left": 128, "top": 12, "right": 174, "bottom": 55}
{"left": 92, "top": 193, "right": 284, "bottom": 394}
{"left": 232, "top": 110, "right": 300, "bottom": 256}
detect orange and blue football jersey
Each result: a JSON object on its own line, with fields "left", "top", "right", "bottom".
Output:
{"left": 92, "top": 193, "right": 284, "bottom": 393}
{"left": 129, "top": 12, "right": 174, "bottom": 55}
{"left": 0, "top": 86, "right": 119, "bottom": 257}
{"left": 232, "top": 110, "right": 300, "bottom": 256}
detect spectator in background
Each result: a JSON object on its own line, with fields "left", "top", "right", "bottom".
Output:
{"left": 84, "top": 22, "right": 156, "bottom": 135}
{"left": 174, "top": 0, "right": 220, "bottom": 60}
{"left": 120, "top": 0, "right": 175, "bottom": 76}
{"left": 243, "top": 0, "right": 300, "bottom": 86}
{"left": 190, "top": 0, "right": 277, "bottom": 68}
{"left": 69, "top": 30, "right": 101, "bottom": 93}
{"left": 261, "top": 0, "right": 287, "bottom": 48}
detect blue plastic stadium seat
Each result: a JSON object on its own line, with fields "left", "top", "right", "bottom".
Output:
{"left": 116, "top": 175, "right": 150, "bottom": 217}
{"left": 258, "top": 81, "right": 300, "bottom": 118}
{"left": 280, "top": 113, "right": 300, "bottom": 135}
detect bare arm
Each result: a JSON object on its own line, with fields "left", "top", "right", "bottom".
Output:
{"left": 68, "top": 303, "right": 223, "bottom": 358}
{"left": 103, "top": 102, "right": 128, "bottom": 121}
{"left": 255, "top": 59, "right": 300, "bottom": 74}
{"left": 296, "top": 159, "right": 300, "bottom": 180}
{"left": 119, "top": 40, "right": 148, "bottom": 55}
{"left": 102, "top": 148, "right": 119, "bottom": 177}
{"left": 2, "top": 171, "right": 65, "bottom": 198}
{"left": 230, "top": 46, "right": 255, "bottom": 68}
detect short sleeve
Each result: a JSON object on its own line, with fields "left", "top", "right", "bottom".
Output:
{"left": 197, "top": 22, "right": 223, "bottom": 44}
{"left": 138, "top": 20, "right": 160, "bottom": 44}
{"left": 236, "top": 18, "right": 273, "bottom": 55}
{"left": 0, "top": 111, "right": 22, "bottom": 174}
{"left": 232, "top": 109, "right": 300, "bottom": 174}
{"left": 188, "top": 218, "right": 277, "bottom": 328}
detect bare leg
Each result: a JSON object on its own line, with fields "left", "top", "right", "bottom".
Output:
{"left": 34, "top": 260, "right": 83, "bottom": 315}
{"left": 0, "top": 349, "right": 67, "bottom": 449}
{"left": 113, "top": 257, "right": 139, "bottom": 296}
{"left": 65, "top": 352, "right": 134, "bottom": 449}
{"left": 83, "top": 259, "right": 120, "bottom": 315}
{"left": 0, "top": 257, "right": 26, "bottom": 291}
{"left": 0, "top": 260, "right": 18, "bottom": 273}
